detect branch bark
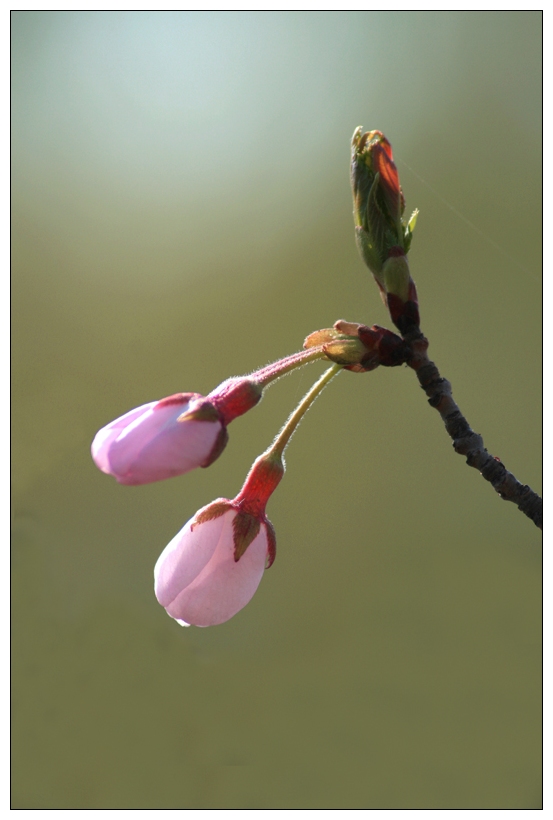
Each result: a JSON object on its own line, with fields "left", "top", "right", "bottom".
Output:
{"left": 403, "top": 327, "right": 542, "bottom": 530}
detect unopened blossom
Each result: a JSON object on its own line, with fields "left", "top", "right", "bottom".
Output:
{"left": 154, "top": 365, "right": 340, "bottom": 629}
{"left": 154, "top": 503, "right": 276, "bottom": 627}
{"left": 91, "top": 393, "right": 226, "bottom": 485}
{"left": 91, "top": 373, "right": 270, "bottom": 485}
{"left": 155, "top": 453, "right": 281, "bottom": 627}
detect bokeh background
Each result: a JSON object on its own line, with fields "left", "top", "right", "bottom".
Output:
{"left": 12, "top": 11, "right": 541, "bottom": 809}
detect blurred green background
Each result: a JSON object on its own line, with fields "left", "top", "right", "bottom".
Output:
{"left": 12, "top": 11, "right": 541, "bottom": 809}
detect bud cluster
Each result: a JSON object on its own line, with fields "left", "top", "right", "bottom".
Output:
{"left": 92, "top": 127, "right": 423, "bottom": 626}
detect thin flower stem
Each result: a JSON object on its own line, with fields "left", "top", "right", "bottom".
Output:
{"left": 207, "top": 346, "right": 331, "bottom": 428}
{"left": 253, "top": 347, "right": 328, "bottom": 388}
{"left": 403, "top": 326, "right": 542, "bottom": 529}
{"left": 265, "top": 364, "right": 342, "bottom": 460}
{"left": 233, "top": 364, "right": 342, "bottom": 516}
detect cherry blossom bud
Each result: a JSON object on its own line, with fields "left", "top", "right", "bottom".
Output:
{"left": 91, "top": 393, "right": 226, "bottom": 485}
{"left": 91, "top": 375, "right": 267, "bottom": 485}
{"left": 154, "top": 498, "right": 277, "bottom": 627}
{"left": 155, "top": 438, "right": 282, "bottom": 627}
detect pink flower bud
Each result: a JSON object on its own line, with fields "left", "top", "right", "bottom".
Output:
{"left": 154, "top": 505, "right": 275, "bottom": 627}
{"left": 91, "top": 393, "right": 226, "bottom": 485}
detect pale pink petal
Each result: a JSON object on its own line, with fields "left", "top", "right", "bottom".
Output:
{"left": 165, "top": 520, "right": 268, "bottom": 627}
{"left": 91, "top": 397, "right": 222, "bottom": 485}
{"left": 91, "top": 403, "right": 155, "bottom": 474}
{"left": 154, "top": 512, "right": 233, "bottom": 608}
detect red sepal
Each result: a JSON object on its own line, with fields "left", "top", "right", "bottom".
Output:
{"left": 154, "top": 392, "right": 200, "bottom": 410}
{"left": 201, "top": 424, "right": 229, "bottom": 468}
{"left": 232, "top": 512, "right": 261, "bottom": 562}
{"left": 264, "top": 518, "right": 277, "bottom": 569}
{"left": 192, "top": 499, "right": 233, "bottom": 529}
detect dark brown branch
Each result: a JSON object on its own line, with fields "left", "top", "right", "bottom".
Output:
{"left": 402, "top": 326, "right": 542, "bottom": 530}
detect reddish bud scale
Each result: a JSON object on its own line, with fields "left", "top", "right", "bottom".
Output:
{"left": 387, "top": 245, "right": 405, "bottom": 258}
{"left": 376, "top": 332, "right": 410, "bottom": 367}
{"left": 386, "top": 294, "right": 420, "bottom": 334}
{"left": 364, "top": 130, "right": 393, "bottom": 161}
{"left": 380, "top": 247, "right": 420, "bottom": 333}
{"left": 372, "top": 143, "right": 404, "bottom": 220}
{"left": 356, "top": 324, "right": 410, "bottom": 367}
